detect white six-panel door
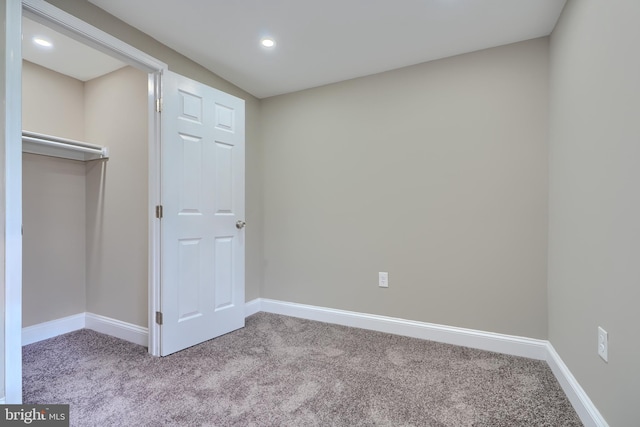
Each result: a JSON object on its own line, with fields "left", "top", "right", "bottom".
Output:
{"left": 160, "top": 70, "right": 245, "bottom": 356}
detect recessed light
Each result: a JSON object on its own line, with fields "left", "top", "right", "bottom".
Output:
{"left": 33, "top": 37, "right": 53, "bottom": 48}
{"left": 261, "top": 37, "right": 275, "bottom": 48}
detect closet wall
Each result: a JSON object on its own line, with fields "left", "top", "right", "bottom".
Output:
{"left": 84, "top": 66, "right": 148, "bottom": 327}
{"left": 22, "top": 60, "right": 148, "bottom": 328}
{"left": 22, "top": 60, "right": 87, "bottom": 327}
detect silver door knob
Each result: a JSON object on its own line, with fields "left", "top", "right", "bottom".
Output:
{"left": 236, "top": 220, "right": 246, "bottom": 229}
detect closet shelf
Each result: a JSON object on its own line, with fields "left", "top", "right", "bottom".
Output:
{"left": 22, "top": 130, "right": 109, "bottom": 161}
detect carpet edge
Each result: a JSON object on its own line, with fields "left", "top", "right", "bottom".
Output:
{"left": 256, "top": 297, "right": 608, "bottom": 427}
{"left": 23, "top": 299, "right": 608, "bottom": 427}
{"left": 546, "top": 343, "right": 610, "bottom": 427}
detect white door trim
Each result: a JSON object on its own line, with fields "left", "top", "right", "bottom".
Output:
{"left": 20, "top": 0, "right": 168, "bottom": 356}
{"left": 22, "top": 0, "right": 166, "bottom": 73}
{"left": 2, "top": 0, "right": 24, "bottom": 404}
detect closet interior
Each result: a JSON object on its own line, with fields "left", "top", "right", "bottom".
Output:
{"left": 22, "top": 16, "right": 150, "bottom": 335}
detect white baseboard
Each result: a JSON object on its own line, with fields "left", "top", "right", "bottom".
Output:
{"left": 22, "top": 299, "right": 607, "bottom": 427}
{"left": 85, "top": 313, "right": 148, "bottom": 347}
{"left": 259, "top": 298, "right": 548, "bottom": 360}
{"left": 255, "top": 298, "right": 607, "bottom": 427}
{"left": 23, "top": 312, "right": 148, "bottom": 347}
{"left": 245, "top": 298, "right": 262, "bottom": 317}
{"left": 22, "top": 313, "right": 86, "bottom": 346}
{"left": 546, "top": 343, "right": 609, "bottom": 427}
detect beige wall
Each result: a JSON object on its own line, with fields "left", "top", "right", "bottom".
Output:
{"left": 261, "top": 38, "right": 549, "bottom": 339}
{"left": 22, "top": 61, "right": 85, "bottom": 140}
{"left": 22, "top": 61, "right": 87, "bottom": 327}
{"left": 47, "top": 0, "right": 263, "bottom": 302}
{"left": 84, "top": 66, "right": 148, "bottom": 326}
{"left": 548, "top": 0, "right": 640, "bottom": 425}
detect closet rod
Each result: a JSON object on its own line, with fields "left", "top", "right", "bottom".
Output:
{"left": 22, "top": 136, "right": 106, "bottom": 155}
{"left": 22, "top": 130, "right": 109, "bottom": 161}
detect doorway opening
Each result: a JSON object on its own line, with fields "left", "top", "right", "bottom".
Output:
{"left": 14, "top": 1, "right": 247, "bottom": 403}
{"left": 20, "top": 0, "right": 166, "bottom": 365}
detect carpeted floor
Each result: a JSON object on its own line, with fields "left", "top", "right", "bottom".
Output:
{"left": 23, "top": 312, "right": 583, "bottom": 426}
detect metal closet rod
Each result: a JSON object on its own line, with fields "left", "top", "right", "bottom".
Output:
{"left": 21, "top": 130, "right": 108, "bottom": 158}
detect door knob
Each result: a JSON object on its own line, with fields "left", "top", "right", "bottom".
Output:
{"left": 236, "top": 220, "right": 246, "bottom": 229}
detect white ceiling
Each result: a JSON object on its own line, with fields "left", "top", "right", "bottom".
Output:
{"left": 22, "top": 16, "right": 126, "bottom": 82}
{"left": 88, "top": 1, "right": 565, "bottom": 98}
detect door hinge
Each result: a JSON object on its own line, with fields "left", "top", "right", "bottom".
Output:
{"left": 155, "top": 98, "right": 162, "bottom": 113}
{"left": 155, "top": 205, "right": 163, "bottom": 219}
{"left": 155, "top": 311, "right": 163, "bottom": 325}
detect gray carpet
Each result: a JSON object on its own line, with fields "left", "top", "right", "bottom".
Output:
{"left": 23, "top": 312, "right": 583, "bottom": 426}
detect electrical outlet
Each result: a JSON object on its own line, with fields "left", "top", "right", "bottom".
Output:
{"left": 597, "top": 326, "right": 608, "bottom": 362}
{"left": 378, "top": 272, "right": 388, "bottom": 288}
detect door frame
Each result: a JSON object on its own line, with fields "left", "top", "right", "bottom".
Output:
{"left": 20, "top": 0, "right": 168, "bottom": 360}
{"left": 2, "top": 0, "right": 24, "bottom": 404}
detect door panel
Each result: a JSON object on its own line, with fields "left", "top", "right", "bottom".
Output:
{"left": 161, "top": 70, "right": 245, "bottom": 356}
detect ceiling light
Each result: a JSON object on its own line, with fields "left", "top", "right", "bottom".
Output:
{"left": 33, "top": 37, "right": 53, "bottom": 48}
{"left": 261, "top": 37, "right": 275, "bottom": 48}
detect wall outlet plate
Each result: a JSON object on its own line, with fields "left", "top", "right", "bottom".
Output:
{"left": 378, "top": 272, "right": 388, "bottom": 288}
{"left": 598, "top": 326, "right": 608, "bottom": 362}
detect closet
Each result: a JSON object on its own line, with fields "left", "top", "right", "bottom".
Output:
{"left": 22, "top": 16, "right": 150, "bottom": 335}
